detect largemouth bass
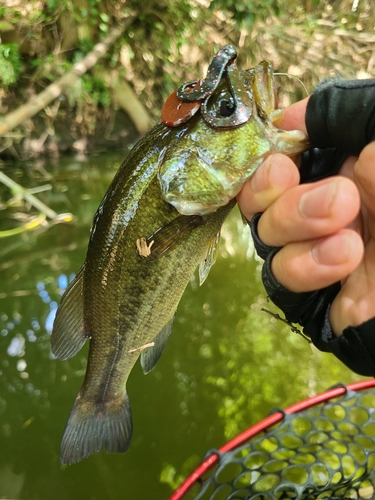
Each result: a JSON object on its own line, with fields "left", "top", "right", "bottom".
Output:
{"left": 51, "top": 45, "right": 309, "bottom": 464}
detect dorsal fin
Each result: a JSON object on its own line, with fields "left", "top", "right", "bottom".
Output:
{"left": 51, "top": 267, "right": 88, "bottom": 360}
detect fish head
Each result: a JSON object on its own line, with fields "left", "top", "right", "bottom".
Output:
{"left": 159, "top": 48, "right": 309, "bottom": 216}
{"left": 158, "top": 105, "right": 275, "bottom": 216}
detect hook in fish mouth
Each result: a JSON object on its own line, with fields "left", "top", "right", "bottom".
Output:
{"left": 162, "top": 45, "right": 253, "bottom": 129}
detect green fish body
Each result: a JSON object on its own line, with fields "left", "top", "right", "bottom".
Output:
{"left": 51, "top": 49, "right": 308, "bottom": 464}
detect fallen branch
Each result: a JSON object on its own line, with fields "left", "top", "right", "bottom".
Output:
{"left": 0, "top": 14, "right": 136, "bottom": 138}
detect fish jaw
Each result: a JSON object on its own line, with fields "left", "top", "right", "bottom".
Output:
{"left": 158, "top": 56, "right": 310, "bottom": 218}
{"left": 158, "top": 147, "right": 237, "bottom": 216}
{"left": 274, "top": 128, "right": 310, "bottom": 155}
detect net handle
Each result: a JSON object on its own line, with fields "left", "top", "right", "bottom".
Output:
{"left": 169, "top": 378, "right": 375, "bottom": 500}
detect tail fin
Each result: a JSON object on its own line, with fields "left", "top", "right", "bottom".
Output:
{"left": 60, "top": 392, "right": 132, "bottom": 464}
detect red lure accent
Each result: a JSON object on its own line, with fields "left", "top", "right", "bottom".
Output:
{"left": 161, "top": 82, "right": 201, "bottom": 127}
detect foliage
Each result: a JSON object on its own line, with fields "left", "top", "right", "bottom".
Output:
{"left": 0, "top": 43, "right": 22, "bottom": 87}
{"left": 81, "top": 74, "right": 111, "bottom": 107}
{"left": 0, "top": 0, "right": 375, "bottom": 156}
{"left": 30, "top": 54, "right": 71, "bottom": 81}
{"left": 209, "top": 0, "right": 278, "bottom": 28}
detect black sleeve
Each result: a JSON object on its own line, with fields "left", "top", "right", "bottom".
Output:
{"left": 250, "top": 78, "right": 375, "bottom": 377}
{"left": 250, "top": 214, "right": 375, "bottom": 377}
{"left": 306, "top": 78, "right": 375, "bottom": 156}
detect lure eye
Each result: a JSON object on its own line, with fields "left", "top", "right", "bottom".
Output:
{"left": 219, "top": 98, "right": 235, "bottom": 117}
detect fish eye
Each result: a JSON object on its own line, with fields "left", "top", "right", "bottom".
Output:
{"left": 218, "top": 98, "right": 236, "bottom": 117}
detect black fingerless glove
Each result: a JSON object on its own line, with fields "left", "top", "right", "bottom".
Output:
{"left": 306, "top": 78, "right": 375, "bottom": 156}
{"left": 251, "top": 78, "right": 375, "bottom": 377}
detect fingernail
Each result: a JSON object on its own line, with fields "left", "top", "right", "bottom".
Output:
{"left": 250, "top": 158, "right": 271, "bottom": 192}
{"left": 312, "top": 233, "right": 350, "bottom": 266}
{"left": 299, "top": 181, "right": 338, "bottom": 218}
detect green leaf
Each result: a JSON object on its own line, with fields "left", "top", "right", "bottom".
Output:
{"left": 0, "top": 21, "right": 13, "bottom": 31}
{"left": 0, "top": 43, "right": 22, "bottom": 87}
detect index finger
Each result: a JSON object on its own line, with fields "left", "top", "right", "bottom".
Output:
{"left": 275, "top": 97, "right": 309, "bottom": 134}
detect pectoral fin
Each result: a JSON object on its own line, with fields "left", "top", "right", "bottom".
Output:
{"left": 140, "top": 215, "right": 205, "bottom": 259}
{"left": 199, "top": 230, "right": 221, "bottom": 285}
{"left": 140, "top": 315, "right": 175, "bottom": 374}
{"left": 51, "top": 266, "right": 88, "bottom": 360}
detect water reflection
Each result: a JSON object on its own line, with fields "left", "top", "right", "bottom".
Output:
{"left": 0, "top": 153, "right": 365, "bottom": 499}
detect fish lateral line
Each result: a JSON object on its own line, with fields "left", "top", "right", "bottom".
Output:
{"left": 128, "top": 342, "right": 155, "bottom": 353}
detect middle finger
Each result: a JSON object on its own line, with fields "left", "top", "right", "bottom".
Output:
{"left": 258, "top": 176, "right": 361, "bottom": 247}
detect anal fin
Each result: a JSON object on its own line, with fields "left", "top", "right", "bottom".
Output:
{"left": 141, "top": 315, "right": 175, "bottom": 374}
{"left": 51, "top": 266, "right": 88, "bottom": 360}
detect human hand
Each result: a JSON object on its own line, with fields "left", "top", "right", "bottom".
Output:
{"left": 237, "top": 97, "right": 375, "bottom": 338}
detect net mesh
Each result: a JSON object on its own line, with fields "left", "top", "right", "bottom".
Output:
{"left": 172, "top": 383, "right": 375, "bottom": 500}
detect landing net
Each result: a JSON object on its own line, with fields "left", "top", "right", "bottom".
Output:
{"left": 170, "top": 379, "right": 375, "bottom": 500}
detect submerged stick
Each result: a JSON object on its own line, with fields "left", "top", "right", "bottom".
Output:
{"left": 0, "top": 170, "right": 74, "bottom": 224}
{"left": 0, "top": 213, "right": 46, "bottom": 238}
{"left": 0, "top": 170, "right": 57, "bottom": 219}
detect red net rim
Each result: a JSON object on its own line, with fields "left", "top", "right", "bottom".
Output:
{"left": 169, "top": 378, "right": 375, "bottom": 500}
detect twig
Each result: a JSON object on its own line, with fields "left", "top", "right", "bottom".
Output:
{"left": 0, "top": 213, "right": 46, "bottom": 238}
{"left": 261, "top": 307, "right": 312, "bottom": 344}
{"left": 333, "top": 29, "right": 375, "bottom": 43}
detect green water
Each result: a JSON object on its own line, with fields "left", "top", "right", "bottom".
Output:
{"left": 0, "top": 153, "right": 363, "bottom": 500}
